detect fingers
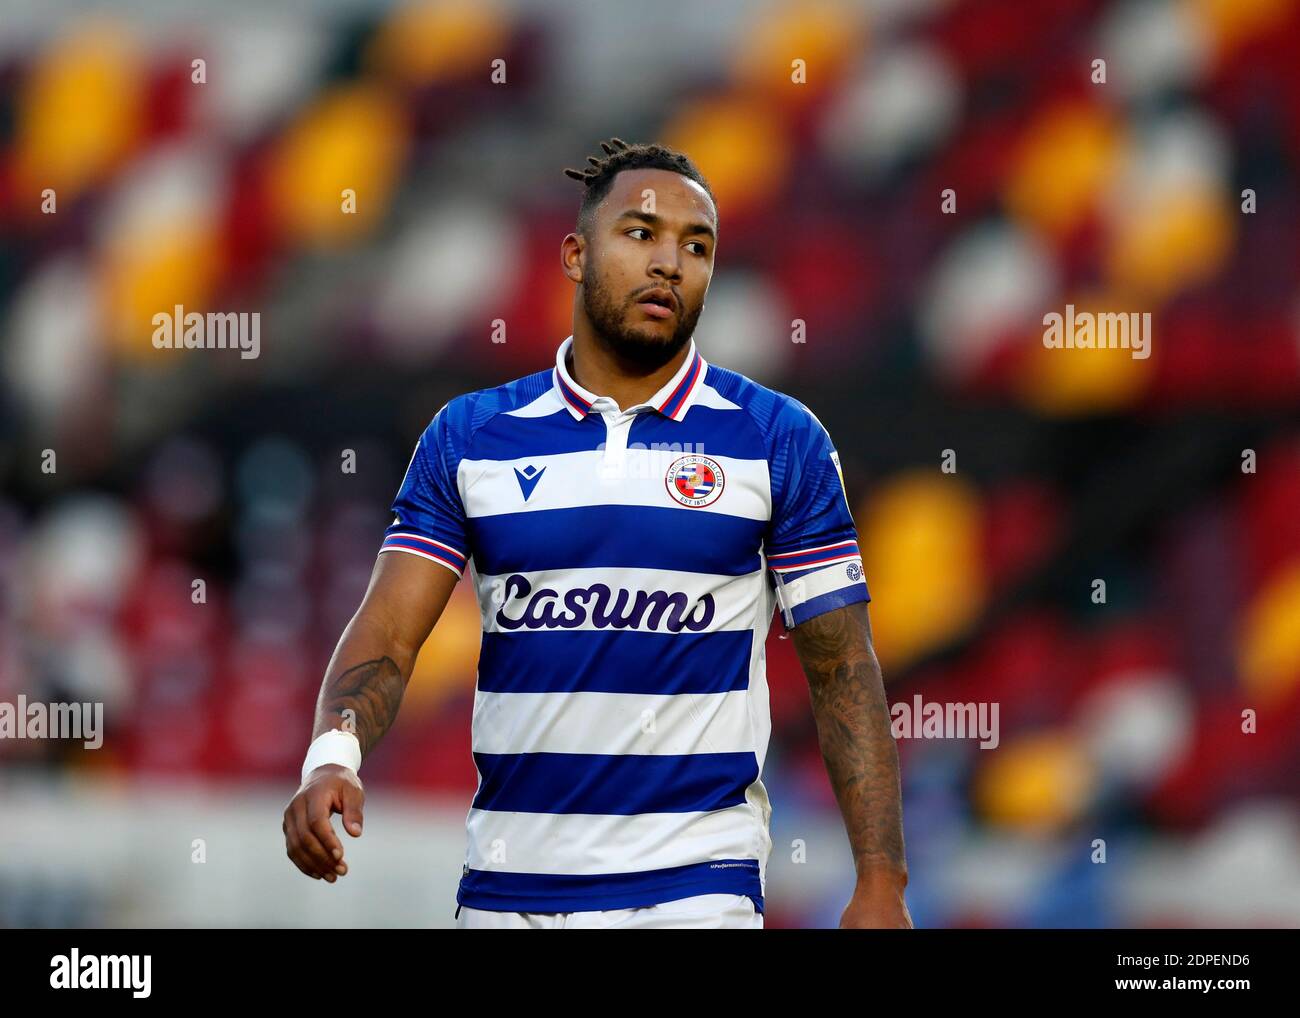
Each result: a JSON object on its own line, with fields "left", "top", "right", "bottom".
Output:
{"left": 283, "top": 773, "right": 365, "bottom": 883}
{"left": 291, "top": 794, "right": 336, "bottom": 879}
{"left": 340, "top": 782, "right": 365, "bottom": 838}
{"left": 284, "top": 791, "right": 344, "bottom": 882}
{"left": 284, "top": 798, "right": 326, "bottom": 880}
{"left": 304, "top": 790, "right": 345, "bottom": 878}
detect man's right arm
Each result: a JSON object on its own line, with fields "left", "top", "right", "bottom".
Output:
{"left": 311, "top": 550, "right": 459, "bottom": 753}
{"left": 283, "top": 550, "right": 461, "bottom": 883}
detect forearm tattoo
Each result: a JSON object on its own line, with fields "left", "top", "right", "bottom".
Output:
{"left": 314, "top": 656, "right": 406, "bottom": 758}
{"left": 790, "top": 602, "right": 907, "bottom": 879}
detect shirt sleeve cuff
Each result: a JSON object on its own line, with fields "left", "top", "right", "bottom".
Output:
{"left": 379, "top": 533, "right": 468, "bottom": 578}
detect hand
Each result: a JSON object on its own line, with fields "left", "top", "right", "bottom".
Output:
{"left": 283, "top": 764, "right": 366, "bottom": 883}
{"left": 839, "top": 873, "right": 913, "bottom": 928}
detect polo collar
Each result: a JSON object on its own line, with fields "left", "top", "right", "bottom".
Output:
{"left": 553, "top": 334, "right": 706, "bottom": 422}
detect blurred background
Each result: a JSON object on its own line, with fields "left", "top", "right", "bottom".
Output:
{"left": 2, "top": 0, "right": 1299, "bottom": 929}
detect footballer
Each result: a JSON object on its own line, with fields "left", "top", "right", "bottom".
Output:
{"left": 282, "top": 138, "right": 910, "bottom": 930}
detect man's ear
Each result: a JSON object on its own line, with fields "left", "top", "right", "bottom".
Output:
{"left": 561, "top": 233, "right": 585, "bottom": 285}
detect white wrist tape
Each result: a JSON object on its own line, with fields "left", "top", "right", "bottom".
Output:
{"left": 301, "top": 730, "right": 362, "bottom": 786}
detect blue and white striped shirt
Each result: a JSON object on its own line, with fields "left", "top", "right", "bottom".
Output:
{"left": 380, "top": 334, "right": 870, "bottom": 914}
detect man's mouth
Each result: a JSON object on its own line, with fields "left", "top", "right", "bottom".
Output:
{"left": 636, "top": 289, "right": 677, "bottom": 319}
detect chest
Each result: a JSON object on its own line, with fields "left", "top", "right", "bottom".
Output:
{"left": 458, "top": 417, "right": 772, "bottom": 579}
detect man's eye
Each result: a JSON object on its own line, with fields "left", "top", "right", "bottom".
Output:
{"left": 628, "top": 227, "right": 650, "bottom": 239}
{"left": 688, "top": 242, "right": 708, "bottom": 255}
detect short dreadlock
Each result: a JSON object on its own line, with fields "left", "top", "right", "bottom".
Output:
{"left": 563, "top": 137, "right": 716, "bottom": 239}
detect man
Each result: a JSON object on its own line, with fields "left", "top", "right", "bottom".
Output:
{"left": 283, "top": 139, "right": 911, "bottom": 930}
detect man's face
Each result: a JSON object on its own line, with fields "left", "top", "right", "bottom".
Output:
{"left": 576, "top": 168, "right": 716, "bottom": 369}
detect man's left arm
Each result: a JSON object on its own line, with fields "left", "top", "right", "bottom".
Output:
{"left": 789, "top": 599, "right": 912, "bottom": 929}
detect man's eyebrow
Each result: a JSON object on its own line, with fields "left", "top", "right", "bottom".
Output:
{"left": 613, "top": 209, "right": 716, "bottom": 241}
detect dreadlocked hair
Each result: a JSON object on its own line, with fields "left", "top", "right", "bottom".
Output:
{"left": 563, "top": 137, "right": 716, "bottom": 238}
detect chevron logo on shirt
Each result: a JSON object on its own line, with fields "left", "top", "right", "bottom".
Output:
{"left": 514, "top": 464, "right": 545, "bottom": 500}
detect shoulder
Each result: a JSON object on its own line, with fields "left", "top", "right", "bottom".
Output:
{"left": 701, "top": 361, "right": 833, "bottom": 453}
{"left": 422, "top": 367, "right": 554, "bottom": 455}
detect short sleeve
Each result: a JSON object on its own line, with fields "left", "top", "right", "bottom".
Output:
{"left": 379, "top": 402, "right": 471, "bottom": 579}
{"left": 765, "top": 401, "right": 869, "bottom": 629}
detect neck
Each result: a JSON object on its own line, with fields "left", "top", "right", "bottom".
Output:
{"left": 568, "top": 329, "right": 691, "bottom": 411}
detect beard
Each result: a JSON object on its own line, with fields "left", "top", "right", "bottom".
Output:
{"left": 581, "top": 259, "right": 703, "bottom": 371}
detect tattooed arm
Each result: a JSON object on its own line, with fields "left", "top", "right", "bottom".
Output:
{"left": 284, "top": 551, "right": 460, "bottom": 883}
{"left": 789, "top": 600, "right": 912, "bottom": 928}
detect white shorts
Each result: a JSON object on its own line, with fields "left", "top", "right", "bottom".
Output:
{"left": 456, "top": 892, "right": 763, "bottom": 929}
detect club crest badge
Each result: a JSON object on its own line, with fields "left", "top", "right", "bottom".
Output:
{"left": 666, "top": 454, "right": 725, "bottom": 508}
